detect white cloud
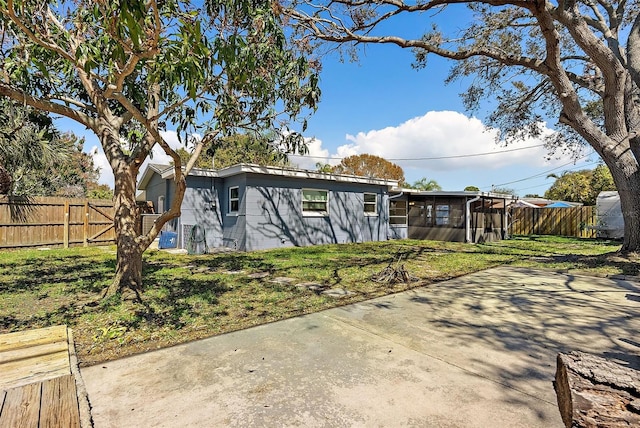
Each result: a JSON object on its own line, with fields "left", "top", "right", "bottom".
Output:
{"left": 338, "top": 111, "right": 560, "bottom": 171}
{"left": 90, "top": 145, "right": 114, "bottom": 188}
{"left": 293, "top": 111, "right": 576, "bottom": 174}
{"left": 289, "top": 137, "right": 337, "bottom": 170}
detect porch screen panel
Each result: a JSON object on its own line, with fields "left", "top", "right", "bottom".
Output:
{"left": 389, "top": 200, "right": 407, "bottom": 225}
{"left": 435, "top": 199, "right": 464, "bottom": 228}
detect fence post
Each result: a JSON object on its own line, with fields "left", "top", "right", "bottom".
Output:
{"left": 63, "top": 200, "right": 70, "bottom": 248}
{"left": 83, "top": 200, "right": 89, "bottom": 246}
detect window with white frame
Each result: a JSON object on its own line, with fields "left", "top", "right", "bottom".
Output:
{"left": 364, "top": 193, "right": 377, "bottom": 215}
{"left": 302, "top": 189, "right": 328, "bottom": 214}
{"left": 228, "top": 186, "right": 239, "bottom": 214}
{"left": 389, "top": 200, "right": 407, "bottom": 225}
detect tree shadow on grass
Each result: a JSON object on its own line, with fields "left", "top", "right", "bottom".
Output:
{"left": 0, "top": 255, "right": 115, "bottom": 294}
{"left": 131, "top": 277, "right": 231, "bottom": 330}
{"left": 145, "top": 251, "right": 276, "bottom": 275}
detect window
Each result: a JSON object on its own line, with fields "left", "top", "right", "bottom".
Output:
{"left": 434, "top": 200, "right": 464, "bottom": 228}
{"left": 228, "top": 186, "right": 239, "bottom": 214}
{"left": 435, "top": 204, "right": 450, "bottom": 226}
{"left": 364, "top": 193, "right": 377, "bottom": 215}
{"left": 302, "top": 189, "right": 328, "bottom": 215}
{"left": 389, "top": 200, "right": 407, "bottom": 225}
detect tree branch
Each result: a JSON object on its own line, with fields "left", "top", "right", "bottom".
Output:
{"left": 0, "top": 83, "right": 95, "bottom": 130}
{"left": 288, "top": 7, "right": 548, "bottom": 73}
{"left": 5, "top": 0, "right": 76, "bottom": 64}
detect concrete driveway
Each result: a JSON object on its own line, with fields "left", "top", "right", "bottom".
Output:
{"left": 82, "top": 267, "right": 640, "bottom": 427}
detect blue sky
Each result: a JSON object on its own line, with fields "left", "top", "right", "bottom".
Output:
{"left": 286, "top": 42, "right": 598, "bottom": 196}
{"left": 64, "top": 11, "right": 599, "bottom": 197}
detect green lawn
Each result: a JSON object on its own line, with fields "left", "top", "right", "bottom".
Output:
{"left": 0, "top": 236, "right": 634, "bottom": 366}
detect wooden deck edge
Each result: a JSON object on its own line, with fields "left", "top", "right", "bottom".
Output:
{"left": 67, "top": 328, "right": 93, "bottom": 428}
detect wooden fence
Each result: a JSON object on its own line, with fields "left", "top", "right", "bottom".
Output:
{"left": 509, "top": 206, "right": 597, "bottom": 238}
{"left": 0, "top": 196, "right": 115, "bottom": 249}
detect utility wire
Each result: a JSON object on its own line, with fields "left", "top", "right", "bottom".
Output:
{"left": 288, "top": 144, "right": 545, "bottom": 162}
{"left": 291, "top": 140, "right": 599, "bottom": 193}
{"left": 485, "top": 151, "right": 596, "bottom": 190}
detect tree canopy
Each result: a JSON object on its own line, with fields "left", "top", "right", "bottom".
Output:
{"left": 176, "top": 134, "right": 291, "bottom": 169}
{"left": 286, "top": 0, "right": 640, "bottom": 252}
{"left": 545, "top": 164, "right": 615, "bottom": 205}
{"left": 332, "top": 154, "right": 405, "bottom": 182}
{"left": 492, "top": 187, "right": 517, "bottom": 196}
{"left": 406, "top": 177, "right": 442, "bottom": 191}
{"left": 0, "top": 0, "right": 319, "bottom": 295}
{"left": 0, "top": 99, "right": 103, "bottom": 197}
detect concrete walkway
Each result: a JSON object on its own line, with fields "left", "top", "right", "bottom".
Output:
{"left": 82, "top": 267, "right": 640, "bottom": 427}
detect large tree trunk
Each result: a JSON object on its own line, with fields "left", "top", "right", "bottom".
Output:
{"left": 619, "top": 185, "right": 640, "bottom": 253}
{"left": 605, "top": 157, "right": 640, "bottom": 253}
{"left": 99, "top": 124, "right": 187, "bottom": 298}
{"left": 105, "top": 160, "right": 144, "bottom": 297}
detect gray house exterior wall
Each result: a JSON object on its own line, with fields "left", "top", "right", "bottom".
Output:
{"left": 179, "top": 176, "right": 223, "bottom": 250}
{"left": 244, "top": 174, "right": 389, "bottom": 251}
{"left": 144, "top": 172, "right": 168, "bottom": 214}
{"left": 220, "top": 174, "right": 247, "bottom": 250}
{"left": 139, "top": 166, "right": 393, "bottom": 252}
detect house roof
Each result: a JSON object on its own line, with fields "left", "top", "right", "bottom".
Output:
{"left": 138, "top": 163, "right": 173, "bottom": 191}
{"left": 519, "top": 197, "right": 582, "bottom": 207}
{"left": 137, "top": 163, "right": 400, "bottom": 190}
{"left": 544, "top": 201, "right": 573, "bottom": 208}
{"left": 393, "top": 189, "right": 516, "bottom": 199}
{"left": 511, "top": 199, "right": 539, "bottom": 208}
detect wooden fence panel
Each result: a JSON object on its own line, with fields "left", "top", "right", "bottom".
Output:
{"left": 0, "top": 196, "right": 115, "bottom": 249}
{"left": 509, "top": 206, "right": 596, "bottom": 238}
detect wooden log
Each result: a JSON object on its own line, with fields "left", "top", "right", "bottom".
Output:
{"left": 554, "top": 351, "right": 640, "bottom": 427}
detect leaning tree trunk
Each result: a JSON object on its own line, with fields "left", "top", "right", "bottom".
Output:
{"left": 105, "top": 161, "right": 144, "bottom": 297}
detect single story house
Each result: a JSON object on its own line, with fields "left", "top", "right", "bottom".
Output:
{"left": 137, "top": 164, "right": 513, "bottom": 251}
{"left": 138, "top": 164, "right": 397, "bottom": 251}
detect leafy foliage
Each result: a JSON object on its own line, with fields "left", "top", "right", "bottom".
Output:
{"left": 406, "top": 177, "right": 442, "bottom": 191}
{"left": 87, "top": 183, "right": 114, "bottom": 200}
{"left": 0, "top": 100, "right": 101, "bottom": 197}
{"left": 176, "top": 134, "right": 291, "bottom": 169}
{"left": 492, "top": 187, "right": 517, "bottom": 196}
{"left": 545, "top": 165, "right": 615, "bottom": 205}
{"left": 331, "top": 154, "right": 405, "bottom": 182}
{"left": 315, "top": 162, "right": 333, "bottom": 173}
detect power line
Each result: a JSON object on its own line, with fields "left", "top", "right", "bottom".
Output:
{"left": 289, "top": 144, "right": 545, "bottom": 162}
{"left": 485, "top": 151, "right": 596, "bottom": 190}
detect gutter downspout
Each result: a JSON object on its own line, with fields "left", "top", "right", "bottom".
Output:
{"left": 466, "top": 195, "right": 482, "bottom": 243}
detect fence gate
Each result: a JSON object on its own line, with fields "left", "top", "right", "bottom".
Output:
{"left": 85, "top": 202, "right": 115, "bottom": 245}
{"left": 0, "top": 196, "right": 116, "bottom": 249}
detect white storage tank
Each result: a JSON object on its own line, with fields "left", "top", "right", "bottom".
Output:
{"left": 596, "top": 191, "right": 624, "bottom": 239}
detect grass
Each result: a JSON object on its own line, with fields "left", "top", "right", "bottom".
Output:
{"left": 0, "top": 235, "right": 636, "bottom": 366}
